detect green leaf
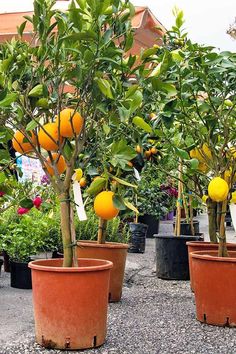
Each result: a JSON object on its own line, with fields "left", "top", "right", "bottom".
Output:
{"left": 152, "top": 79, "right": 177, "bottom": 97}
{"left": 125, "top": 84, "right": 139, "bottom": 99}
{"left": 0, "top": 93, "right": 18, "bottom": 107}
{"left": 110, "top": 175, "right": 137, "bottom": 188}
{"left": 0, "top": 172, "right": 7, "bottom": 183}
{"left": 28, "top": 84, "right": 44, "bottom": 97}
{"left": 17, "top": 21, "right": 27, "bottom": 37}
{"left": 20, "top": 198, "right": 34, "bottom": 209}
{"left": 124, "top": 199, "right": 139, "bottom": 214}
{"left": 26, "top": 120, "right": 39, "bottom": 131}
{"left": 102, "top": 124, "right": 110, "bottom": 135}
{"left": 86, "top": 177, "right": 106, "bottom": 196}
{"left": 129, "top": 90, "right": 143, "bottom": 113}
{"left": 175, "top": 147, "right": 190, "bottom": 160}
{"left": 149, "top": 52, "right": 170, "bottom": 78}
{"left": 132, "top": 116, "right": 152, "bottom": 133}
{"left": 112, "top": 195, "right": 126, "bottom": 210}
{"left": 110, "top": 139, "right": 137, "bottom": 160}
{"left": 141, "top": 47, "right": 158, "bottom": 60}
{"left": 94, "top": 78, "right": 113, "bottom": 99}
{"left": 189, "top": 158, "right": 199, "bottom": 170}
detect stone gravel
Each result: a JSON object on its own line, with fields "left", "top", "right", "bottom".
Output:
{"left": 1, "top": 215, "right": 236, "bottom": 354}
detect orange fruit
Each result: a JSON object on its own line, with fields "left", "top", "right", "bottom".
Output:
{"left": 79, "top": 177, "right": 87, "bottom": 187}
{"left": 136, "top": 145, "right": 142, "bottom": 153}
{"left": 38, "top": 122, "right": 62, "bottom": 151}
{"left": 127, "top": 161, "right": 133, "bottom": 167}
{"left": 145, "top": 149, "right": 152, "bottom": 158}
{"left": 94, "top": 191, "right": 119, "bottom": 220}
{"left": 12, "top": 130, "right": 36, "bottom": 154}
{"left": 56, "top": 108, "right": 84, "bottom": 138}
{"left": 151, "top": 147, "right": 157, "bottom": 154}
{"left": 45, "top": 153, "right": 66, "bottom": 176}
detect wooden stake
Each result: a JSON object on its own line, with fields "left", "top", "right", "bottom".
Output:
{"left": 98, "top": 218, "right": 107, "bottom": 244}
{"left": 175, "top": 160, "right": 183, "bottom": 237}
{"left": 70, "top": 205, "right": 78, "bottom": 267}
{"left": 189, "top": 193, "right": 195, "bottom": 236}
{"left": 218, "top": 200, "right": 229, "bottom": 257}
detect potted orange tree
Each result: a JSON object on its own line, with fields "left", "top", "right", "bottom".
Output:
{"left": 142, "top": 10, "right": 236, "bottom": 325}
{"left": 1, "top": 0, "right": 143, "bottom": 349}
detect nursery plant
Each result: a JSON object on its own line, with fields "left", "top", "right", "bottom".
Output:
{"left": 0, "top": 0, "right": 142, "bottom": 268}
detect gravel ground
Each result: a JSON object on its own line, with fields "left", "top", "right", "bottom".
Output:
{"left": 1, "top": 215, "right": 236, "bottom": 354}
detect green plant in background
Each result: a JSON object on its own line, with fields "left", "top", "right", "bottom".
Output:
{"left": 0, "top": 207, "right": 62, "bottom": 262}
{"left": 75, "top": 211, "right": 129, "bottom": 244}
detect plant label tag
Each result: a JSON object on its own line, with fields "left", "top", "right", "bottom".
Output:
{"left": 133, "top": 167, "right": 141, "bottom": 181}
{"left": 73, "top": 181, "right": 87, "bottom": 221}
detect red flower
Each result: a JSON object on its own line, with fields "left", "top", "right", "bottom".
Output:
{"left": 33, "top": 196, "right": 42, "bottom": 209}
{"left": 0, "top": 191, "right": 5, "bottom": 197}
{"left": 17, "top": 207, "right": 30, "bottom": 215}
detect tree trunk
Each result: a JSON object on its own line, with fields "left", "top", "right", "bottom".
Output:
{"left": 59, "top": 191, "right": 73, "bottom": 267}
{"left": 218, "top": 200, "right": 229, "bottom": 257}
{"left": 207, "top": 198, "right": 218, "bottom": 243}
{"left": 97, "top": 218, "right": 107, "bottom": 244}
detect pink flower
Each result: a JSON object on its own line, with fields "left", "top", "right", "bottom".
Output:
{"left": 0, "top": 191, "right": 5, "bottom": 197}
{"left": 33, "top": 196, "right": 42, "bottom": 209}
{"left": 17, "top": 207, "right": 30, "bottom": 215}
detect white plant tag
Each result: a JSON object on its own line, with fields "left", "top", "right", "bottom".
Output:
{"left": 133, "top": 167, "right": 141, "bottom": 181}
{"left": 73, "top": 181, "right": 87, "bottom": 221}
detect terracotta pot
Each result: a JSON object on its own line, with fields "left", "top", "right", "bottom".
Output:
{"left": 191, "top": 250, "right": 236, "bottom": 327}
{"left": 29, "top": 258, "right": 113, "bottom": 350}
{"left": 187, "top": 241, "right": 236, "bottom": 291}
{"left": 77, "top": 241, "right": 128, "bottom": 302}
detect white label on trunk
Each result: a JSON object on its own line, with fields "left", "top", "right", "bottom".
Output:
{"left": 134, "top": 167, "right": 141, "bottom": 181}
{"left": 73, "top": 181, "right": 87, "bottom": 221}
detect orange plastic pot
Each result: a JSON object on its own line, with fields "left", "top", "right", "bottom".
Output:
{"left": 187, "top": 241, "right": 236, "bottom": 291}
{"left": 29, "top": 258, "right": 113, "bottom": 350}
{"left": 77, "top": 241, "right": 128, "bottom": 302}
{"left": 191, "top": 250, "right": 236, "bottom": 326}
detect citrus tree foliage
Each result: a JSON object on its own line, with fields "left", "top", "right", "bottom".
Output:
{"left": 0, "top": 0, "right": 143, "bottom": 266}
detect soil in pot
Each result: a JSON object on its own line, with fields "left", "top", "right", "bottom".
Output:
{"left": 138, "top": 214, "right": 160, "bottom": 238}
{"left": 192, "top": 250, "right": 236, "bottom": 327}
{"left": 154, "top": 234, "right": 202, "bottom": 280}
{"left": 77, "top": 241, "right": 128, "bottom": 302}
{"left": 187, "top": 241, "right": 236, "bottom": 291}
{"left": 173, "top": 220, "right": 200, "bottom": 235}
{"left": 128, "top": 222, "right": 148, "bottom": 253}
{"left": 29, "top": 258, "right": 112, "bottom": 350}
{"left": 10, "top": 260, "right": 32, "bottom": 289}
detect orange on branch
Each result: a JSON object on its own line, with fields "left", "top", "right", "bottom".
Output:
{"left": 56, "top": 108, "right": 84, "bottom": 138}
{"left": 12, "top": 130, "right": 36, "bottom": 154}
{"left": 79, "top": 177, "right": 87, "bottom": 188}
{"left": 45, "top": 153, "right": 66, "bottom": 176}
{"left": 94, "top": 191, "right": 119, "bottom": 220}
{"left": 38, "top": 122, "right": 62, "bottom": 151}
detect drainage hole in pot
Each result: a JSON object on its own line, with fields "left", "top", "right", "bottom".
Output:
{"left": 203, "top": 313, "right": 207, "bottom": 323}
{"left": 93, "top": 336, "right": 97, "bottom": 347}
{"left": 108, "top": 293, "right": 112, "bottom": 302}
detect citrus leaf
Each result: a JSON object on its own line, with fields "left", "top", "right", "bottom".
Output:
{"left": 112, "top": 195, "right": 126, "bottom": 210}
{"left": 133, "top": 116, "right": 152, "bottom": 133}
{"left": 86, "top": 177, "right": 106, "bottom": 196}
{"left": 110, "top": 175, "right": 137, "bottom": 188}
{"left": 124, "top": 199, "right": 139, "bottom": 214}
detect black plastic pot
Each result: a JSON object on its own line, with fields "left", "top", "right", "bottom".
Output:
{"left": 154, "top": 234, "right": 202, "bottom": 280}
{"left": 0, "top": 259, "right": 3, "bottom": 274}
{"left": 173, "top": 220, "right": 200, "bottom": 235}
{"left": 3, "top": 250, "right": 10, "bottom": 272}
{"left": 128, "top": 223, "right": 148, "bottom": 253}
{"left": 10, "top": 260, "right": 32, "bottom": 289}
{"left": 52, "top": 250, "right": 63, "bottom": 258}
{"left": 138, "top": 214, "right": 160, "bottom": 238}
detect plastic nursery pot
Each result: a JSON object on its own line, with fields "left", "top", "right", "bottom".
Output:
{"left": 192, "top": 250, "right": 236, "bottom": 327}
{"left": 154, "top": 234, "right": 202, "bottom": 280}
{"left": 3, "top": 250, "right": 10, "bottom": 272}
{"left": 29, "top": 258, "right": 113, "bottom": 350}
{"left": 10, "top": 260, "right": 32, "bottom": 289}
{"left": 0, "top": 259, "right": 3, "bottom": 274}
{"left": 138, "top": 214, "right": 160, "bottom": 238}
{"left": 187, "top": 241, "right": 236, "bottom": 292}
{"left": 128, "top": 222, "right": 148, "bottom": 254}
{"left": 173, "top": 220, "right": 200, "bottom": 236}
{"left": 77, "top": 241, "right": 128, "bottom": 302}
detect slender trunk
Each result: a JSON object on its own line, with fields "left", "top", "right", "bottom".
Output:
{"left": 218, "top": 200, "right": 229, "bottom": 257}
{"left": 59, "top": 191, "right": 73, "bottom": 267}
{"left": 189, "top": 193, "right": 195, "bottom": 236}
{"left": 175, "top": 160, "right": 183, "bottom": 236}
{"left": 97, "top": 218, "right": 107, "bottom": 244}
{"left": 207, "top": 199, "right": 218, "bottom": 243}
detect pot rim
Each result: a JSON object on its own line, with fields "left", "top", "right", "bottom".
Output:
{"left": 186, "top": 241, "right": 236, "bottom": 247}
{"left": 29, "top": 258, "right": 113, "bottom": 272}
{"left": 191, "top": 250, "right": 236, "bottom": 263}
{"left": 77, "top": 240, "right": 128, "bottom": 249}
{"left": 154, "top": 234, "right": 201, "bottom": 240}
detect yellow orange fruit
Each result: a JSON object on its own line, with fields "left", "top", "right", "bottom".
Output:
{"left": 145, "top": 150, "right": 152, "bottom": 158}
{"left": 208, "top": 177, "right": 229, "bottom": 202}
{"left": 230, "top": 191, "right": 236, "bottom": 204}
{"left": 12, "top": 130, "right": 36, "bottom": 154}
{"left": 198, "top": 163, "right": 208, "bottom": 173}
{"left": 94, "top": 191, "right": 119, "bottom": 220}
{"left": 38, "top": 122, "right": 62, "bottom": 151}
{"left": 136, "top": 145, "right": 142, "bottom": 153}
{"left": 127, "top": 161, "right": 133, "bottom": 167}
{"left": 190, "top": 143, "right": 212, "bottom": 163}
{"left": 151, "top": 147, "right": 158, "bottom": 154}
{"left": 56, "top": 108, "right": 84, "bottom": 138}
{"left": 202, "top": 195, "right": 209, "bottom": 203}
{"left": 79, "top": 177, "right": 87, "bottom": 188}
{"left": 45, "top": 153, "right": 66, "bottom": 176}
